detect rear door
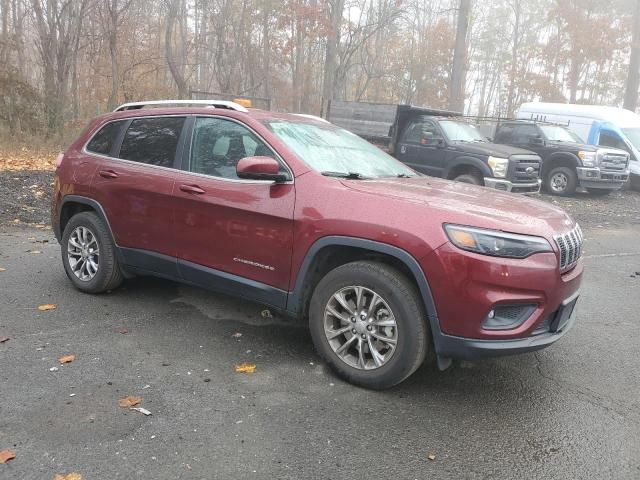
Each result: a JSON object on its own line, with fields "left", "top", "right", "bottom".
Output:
{"left": 90, "top": 115, "right": 187, "bottom": 275}
{"left": 172, "top": 115, "right": 295, "bottom": 307}
{"left": 395, "top": 119, "right": 447, "bottom": 177}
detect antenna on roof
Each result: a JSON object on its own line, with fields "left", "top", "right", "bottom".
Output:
{"left": 113, "top": 99, "right": 249, "bottom": 113}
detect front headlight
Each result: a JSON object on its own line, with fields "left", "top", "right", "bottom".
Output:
{"left": 487, "top": 156, "right": 509, "bottom": 178}
{"left": 444, "top": 224, "right": 553, "bottom": 259}
{"left": 578, "top": 151, "right": 597, "bottom": 167}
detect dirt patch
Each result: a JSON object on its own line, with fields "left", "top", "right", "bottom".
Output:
{"left": 538, "top": 188, "right": 640, "bottom": 229}
{"left": 0, "top": 170, "right": 54, "bottom": 226}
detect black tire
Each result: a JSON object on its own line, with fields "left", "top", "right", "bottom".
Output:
{"left": 309, "top": 261, "right": 429, "bottom": 389}
{"left": 61, "top": 211, "right": 123, "bottom": 293}
{"left": 453, "top": 173, "right": 483, "bottom": 186}
{"left": 585, "top": 188, "right": 612, "bottom": 196}
{"left": 545, "top": 166, "right": 577, "bottom": 196}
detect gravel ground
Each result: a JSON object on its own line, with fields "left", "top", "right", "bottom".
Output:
{"left": 2, "top": 169, "right": 640, "bottom": 229}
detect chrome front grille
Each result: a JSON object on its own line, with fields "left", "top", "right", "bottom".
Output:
{"left": 599, "top": 151, "right": 629, "bottom": 171}
{"left": 510, "top": 155, "right": 541, "bottom": 183}
{"left": 554, "top": 224, "right": 584, "bottom": 271}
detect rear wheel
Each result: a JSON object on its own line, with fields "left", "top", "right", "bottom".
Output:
{"left": 545, "top": 166, "right": 577, "bottom": 196}
{"left": 309, "top": 261, "right": 428, "bottom": 389}
{"left": 585, "top": 188, "right": 611, "bottom": 196}
{"left": 61, "top": 211, "right": 123, "bottom": 293}
{"left": 453, "top": 173, "right": 482, "bottom": 186}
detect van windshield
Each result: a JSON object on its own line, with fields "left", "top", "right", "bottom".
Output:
{"left": 539, "top": 125, "right": 583, "bottom": 143}
{"left": 262, "top": 120, "right": 417, "bottom": 178}
{"left": 622, "top": 128, "right": 640, "bottom": 151}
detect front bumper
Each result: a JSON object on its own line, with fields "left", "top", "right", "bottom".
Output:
{"left": 434, "top": 292, "right": 579, "bottom": 360}
{"left": 484, "top": 177, "right": 541, "bottom": 194}
{"left": 577, "top": 167, "right": 629, "bottom": 189}
{"left": 420, "top": 241, "right": 583, "bottom": 360}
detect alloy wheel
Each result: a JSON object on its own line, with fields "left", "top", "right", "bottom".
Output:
{"left": 67, "top": 226, "right": 100, "bottom": 281}
{"left": 323, "top": 286, "right": 398, "bottom": 370}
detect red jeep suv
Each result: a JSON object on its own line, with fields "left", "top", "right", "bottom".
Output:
{"left": 51, "top": 100, "right": 584, "bottom": 389}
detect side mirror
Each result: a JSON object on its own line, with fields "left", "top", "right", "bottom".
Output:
{"left": 529, "top": 135, "right": 544, "bottom": 146}
{"left": 435, "top": 137, "right": 445, "bottom": 147}
{"left": 236, "top": 156, "right": 289, "bottom": 182}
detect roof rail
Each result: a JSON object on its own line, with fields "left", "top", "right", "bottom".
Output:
{"left": 113, "top": 99, "right": 249, "bottom": 113}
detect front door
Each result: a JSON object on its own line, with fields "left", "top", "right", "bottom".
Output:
{"left": 172, "top": 116, "right": 295, "bottom": 307}
{"left": 395, "top": 119, "right": 447, "bottom": 177}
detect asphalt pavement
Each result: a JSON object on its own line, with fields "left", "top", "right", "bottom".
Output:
{"left": 1, "top": 223, "right": 639, "bottom": 479}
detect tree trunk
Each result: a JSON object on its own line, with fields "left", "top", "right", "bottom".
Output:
{"left": 506, "top": 0, "right": 520, "bottom": 116}
{"left": 321, "top": 0, "right": 345, "bottom": 118}
{"left": 449, "top": 0, "right": 471, "bottom": 113}
{"left": 166, "top": 0, "right": 188, "bottom": 97}
{"left": 624, "top": 0, "right": 640, "bottom": 111}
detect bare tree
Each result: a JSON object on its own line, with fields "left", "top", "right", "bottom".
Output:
{"left": 166, "top": 0, "right": 188, "bottom": 97}
{"left": 321, "top": 0, "right": 345, "bottom": 117}
{"left": 624, "top": 0, "right": 640, "bottom": 111}
{"left": 449, "top": 0, "right": 471, "bottom": 112}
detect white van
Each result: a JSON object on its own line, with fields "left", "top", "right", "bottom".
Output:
{"left": 517, "top": 103, "right": 640, "bottom": 187}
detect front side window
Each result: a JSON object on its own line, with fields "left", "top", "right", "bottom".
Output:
{"left": 402, "top": 120, "right": 442, "bottom": 145}
{"left": 118, "top": 116, "right": 186, "bottom": 168}
{"left": 190, "top": 117, "right": 276, "bottom": 179}
{"left": 512, "top": 124, "right": 539, "bottom": 143}
{"left": 263, "top": 119, "right": 416, "bottom": 178}
{"left": 599, "top": 131, "right": 628, "bottom": 151}
{"left": 621, "top": 128, "right": 640, "bottom": 152}
{"left": 86, "top": 121, "right": 126, "bottom": 155}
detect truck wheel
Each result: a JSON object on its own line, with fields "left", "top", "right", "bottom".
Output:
{"left": 585, "top": 188, "right": 611, "bottom": 196}
{"left": 61, "top": 211, "right": 123, "bottom": 294}
{"left": 453, "top": 173, "right": 482, "bottom": 186}
{"left": 308, "top": 261, "right": 428, "bottom": 389}
{"left": 545, "top": 166, "right": 577, "bottom": 196}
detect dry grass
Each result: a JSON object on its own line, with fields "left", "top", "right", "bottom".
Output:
{"left": 0, "top": 145, "right": 59, "bottom": 171}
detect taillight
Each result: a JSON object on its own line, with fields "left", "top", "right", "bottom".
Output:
{"left": 54, "top": 152, "right": 64, "bottom": 168}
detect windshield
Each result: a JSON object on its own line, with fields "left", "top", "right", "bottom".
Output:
{"left": 621, "top": 128, "right": 640, "bottom": 151}
{"left": 439, "top": 120, "right": 486, "bottom": 142}
{"left": 262, "top": 120, "right": 417, "bottom": 178}
{"left": 539, "top": 125, "right": 583, "bottom": 143}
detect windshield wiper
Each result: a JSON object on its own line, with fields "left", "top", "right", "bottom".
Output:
{"left": 321, "top": 171, "right": 369, "bottom": 179}
{"left": 396, "top": 173, "right": 415, "bottom": 178}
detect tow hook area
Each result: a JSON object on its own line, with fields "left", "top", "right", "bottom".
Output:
{"left": 437, "top": 355, "right": 453, "bottom": 371}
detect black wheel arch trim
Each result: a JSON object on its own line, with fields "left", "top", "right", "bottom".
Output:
{"left": 543, "top": 152, "right": 581, "bottom": 175}
{"left": 286, "top": 236, "right": 442, "bottom": 339}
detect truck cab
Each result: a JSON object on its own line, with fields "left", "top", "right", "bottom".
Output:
{"left": 493, "top": 120, "right": 630, "bottom": 196}
{"left": 329, "top": 101, "right": 542, "bottom": 194}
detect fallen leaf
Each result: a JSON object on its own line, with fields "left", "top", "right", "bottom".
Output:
{"left": 231, "top": 332, "right": 242, "bottom": 338}
{"left": 38, "top": 304, "right": 57, "bottom": 311}
{"left": 0, "top": 337, "right": 9, "bottom": 343}
{"left": 29, "top": 250, "right": 42, "bottom": 254}
{"left": 427, "top": 453, "right": 436, "bottom": 461}
{"left": 53, "top": 473, "right": 82, "bottom": 480}
{"left": 116, "top": 328, "right": 129, "bottom": 334}
{"left": 119, "top": 395, "right": 142, "bottom": 408}
{"left": 235, "top": 363, "right": 257, "bottom": 374}
{"left": 49, "top": 367, "right": 59, "bottom": 372}
{"left": 130, "top": 407, "right": 152, "bottom": 416}
{"left": 58, "top": 354, "right": 75, "bottom": 364}
{"left": 0, "top": 268, "right": 5, "bottom": 272}
{"left": 0, "top": 450, "right": 16, "bottom": 464}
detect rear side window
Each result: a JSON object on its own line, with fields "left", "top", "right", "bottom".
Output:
{"left": 118, "top": 116, "right": 185, "bottom": 168}
{"left": 86, "top": 121, "right": 125, "bottom": 155}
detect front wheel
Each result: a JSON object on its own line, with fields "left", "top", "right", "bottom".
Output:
{"left": 545, "top": 166, "right": 577, "bottom": 196}
{"left": 453, "top": 173, "right": 483, "bottom": 186}
{"left": 308, "top": 261, "right": 429, "bottom": 389}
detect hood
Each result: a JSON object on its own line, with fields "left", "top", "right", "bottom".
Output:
{"left": 340, "top": 176, "right": 575, "bottom": 239}
{"left": 454, "top": 142, "right": 538, "bottom": 158}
